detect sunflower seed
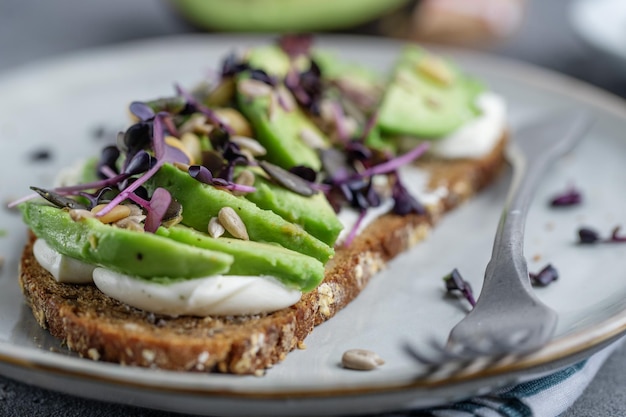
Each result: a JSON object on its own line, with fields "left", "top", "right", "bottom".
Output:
{"left": 180, "top": 132, "right": 202, "bottom": 165}
{"left": 91, "top": 204, "right": 131, "bottom": 224}
{"left": 218, "top": 207, "right": 249, "bottom": 240}
{"left": 299, "top": 127, "right": 326, "bottom": 149}
{"left": 341, "top": 349, "right": 385, "bottom": 371}
{"left": 214, "top": 108, "right": 253, "bottom": 137}
{"left": 237, "top": 78, "right": 273, "bottom": 99}
{"left": 233, "top": 170, "right": 256, "bottom": 196}
{"left": 69, "top": 209, "right": 95, "bottom": 221}
{"left": 208, "top": 217, "right": 225, "bottom": 238}
{"left": 230, "top": 136, "right": 267, "bottom": 157}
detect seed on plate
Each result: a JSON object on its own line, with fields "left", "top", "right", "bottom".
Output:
{"left": 341, "top": 349, "right": 385, "bottom": 371}
{"left": 179, "top": 114, "right": 208, "bottom": 135}
{"left": 218, "top": 207, "right": 249, "bottom": 240}
{"left": 91, "top": 204, "right": 131, "bottom": 224}
{"left": 230, "top": 136, "right": 267, "bottom": 157}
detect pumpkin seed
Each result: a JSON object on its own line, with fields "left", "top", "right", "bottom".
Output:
{"left": 259, "top": 160, "right": 316, "bottom": 197}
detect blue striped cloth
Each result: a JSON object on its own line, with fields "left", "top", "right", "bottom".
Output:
{"left": 390, "top": 337, "right": 624, "bottom": 417}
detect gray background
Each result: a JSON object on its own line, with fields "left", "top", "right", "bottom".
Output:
{"left": 1, "top": 0, "right": 625, "bottom": 415}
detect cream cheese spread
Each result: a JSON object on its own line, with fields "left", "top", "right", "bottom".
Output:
{"left": 33, "top": 239, "right": 95, "bottom": 284}
{"left": 34, "top": 239, "right": 302, "bottom": 316}
{"left": 429, "top": 92, "right": 506, "bottom": 159}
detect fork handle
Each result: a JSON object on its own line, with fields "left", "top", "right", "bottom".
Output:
{"left": 484, "top": 149, "right": 551, "bottom": 294}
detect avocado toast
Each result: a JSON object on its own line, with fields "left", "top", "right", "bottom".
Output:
{"left": 16, "top": 36, "right": 507, "bottom": 374}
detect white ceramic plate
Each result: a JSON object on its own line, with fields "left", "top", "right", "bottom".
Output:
{"left": 570, "top": 0, "right": 626, "bottom": 64}
{"left": 1, "top": 35, "right": 626, "bottom": 417}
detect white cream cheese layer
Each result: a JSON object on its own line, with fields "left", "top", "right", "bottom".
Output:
{"left": 428, "top": 92, "right": 506, "bottom": 159}
{"left": 34, "top": 239, "right": 301, "bottom": 316}
{"left": 92, "top": 269, "right": 302, "bottom": 317}
{"left": 33, "top": 239, "right": 96, "bottom": 284}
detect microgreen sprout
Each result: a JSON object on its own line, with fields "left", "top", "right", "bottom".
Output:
{"left": 578, "top": 225, "right": 626, "bottom": 244}
{"left": 443, "top": 269, "right": 476, "bottom": 308}
{"left": 529, "top": 264, "right": 559, "bottom": 287}
{"left": 549, "top": 185, "right": 582, "bottom": 207}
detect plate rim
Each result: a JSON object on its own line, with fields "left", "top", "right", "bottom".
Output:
{"left": 1, "top": 33, "right": 626, "bottom": 409}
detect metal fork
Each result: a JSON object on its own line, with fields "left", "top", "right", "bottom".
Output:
{"left": 445, "top": 109, "right": 590, "bottom": 357}
{"left": 406, "top": 110, "right": 591, "bottom": 378}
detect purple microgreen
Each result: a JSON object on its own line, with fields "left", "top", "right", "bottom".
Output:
{"left": 277, "top": 34, "right": 313, "bottom": 58}
{"left": 345, "top": 140, "right": 373, "bottom": 162}
{"left": 188, "top": 164, "right": 255, "bottom": 193}
{"left": 249, "top": 69, "right": 277, "bottom": 86}
{"left": 356, "top": 142, "right": 429, "bottom": 179}
{"left": 550, "top": 185, "right": 582, "bottom": 207}
{"left": 610, "top": 226, "right": 626, "bottom": 242}
{"left": 163, "top": 143, "right": 191, "bottom": 165}
{"left": 221, "top": 52, "right": 250, "bottom": 77}
{"left": 578, "top": 227, "right": 600, "bottom": 244}
{"left": 30, "top": 148, "right": 52, "bottom": 162}
{"left": 175, "top": 83, "right": 232, "bottom": 134}
{"left": 7, "top": 193, "right": 39, "bottom": 208}
{"left": 151, "top": 113, "right": 166, "bottom": 160}
{"left": 392, "top": 175, "right": 425, "bottom": 216}
{"left": 123, "top": 150, "right": 156, "bottom": 176}
{"left": 188, "top": 165, "right": 215, "bottom": 184}
{"left": 144, "top": 96, "right": 187, "bottom": 115}
{"left": 29, "top": 187, "right": 88, "bottom": 210}
{"left": 360, "top": 112, "right": 379, "bottom": 142}
{"left": 259, "top": 160, "right": 317, "bottom": 196}
{"left": 443, "top": 269, "right": 476, "bottom": 308}
{"left": 529, "top": 264, "right": 559, "bottom": 287}
{"left": 78, "top": 187, "right": 115, "bottom": 209}
{"left": 144, "top": 187, "right": 172, "bottom": 233}
{"left": 343, "top": 209, "right": 366, "bottom": 248}
{"left": 97, "top": 146, "right": 120, "bottom": 179}
{"left": 577, "top": 225, "right": 626, "bottom": 244}
{"left": 129, "top": 101, "right": 155, "bottom": 121}
{"left": 331, "top": 100, "right": 350, "bottom": 143}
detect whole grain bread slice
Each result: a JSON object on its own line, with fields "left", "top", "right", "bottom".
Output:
{"left": 18, "top": 134, "right": 506, "bottom": 374}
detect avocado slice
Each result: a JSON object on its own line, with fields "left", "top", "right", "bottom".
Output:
{"left": 20, "top": 202, "right": 233, "bottom": 280}
{"left": 244, "top": 173, "right": 342, "bottom": 246}
{"left": 149, "top": 163, "right": 334, "bottom": 262}
{"left": 377, "top": 46, "right": 484, "bottom": 138}
{"left": 236, "top": 77, "right": 327, "bottom": 170}
{"left": 158, "top": 226, "right": 324, "bottom": 292}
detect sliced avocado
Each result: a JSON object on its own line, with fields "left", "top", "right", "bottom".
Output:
{"left": 246, "top": 45, "right": 293, "bottom": 78}
{"left": 158, "top": 225, "right": 324, "bottom": 292}
{"left": 244, "top": 173, "right": 342, "bottom": 246}
{"left": 377, "top": 46, "right": 484, "bottom": 138}
{"left": 149, "top": 163, "right": 334, "bottom": 262}
{"left": 236, "top": 77, "right": 327, "bottom": 170}
{"left": 20, "top": 202, "right": 233, "bottom": 279}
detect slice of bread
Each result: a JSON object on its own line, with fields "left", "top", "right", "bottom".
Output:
{"left": 18, "top": 134, "right": 506, "bottom": 374}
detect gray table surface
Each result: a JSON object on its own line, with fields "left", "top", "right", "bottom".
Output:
{"left": 1, "top": 0, "right": 625, "bottom": 415}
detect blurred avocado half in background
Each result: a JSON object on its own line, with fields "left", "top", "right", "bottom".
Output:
{"left": 170, "top": 0, "right": 411, "bottom": 32}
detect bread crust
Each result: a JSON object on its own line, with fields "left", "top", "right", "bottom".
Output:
{"left": 18, "top": 134, "right": 506, "bottom": 374}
